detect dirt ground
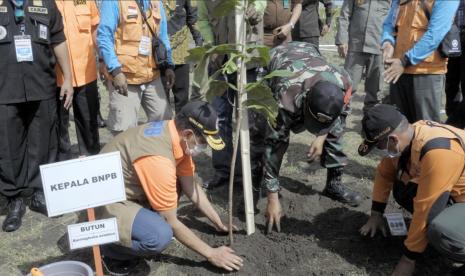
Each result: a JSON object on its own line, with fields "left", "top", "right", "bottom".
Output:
{"left": 0, "top": 37, "right": 459, "bottom": 275}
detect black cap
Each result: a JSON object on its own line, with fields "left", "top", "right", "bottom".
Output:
{"left": 303, "top": 81, "right": 344, "bottom": 135}
{"left": 358, "top": 104, "right": 404, "bottom": 156}
{"left": 178, "top": 101, "right": 225, "bottom": 151}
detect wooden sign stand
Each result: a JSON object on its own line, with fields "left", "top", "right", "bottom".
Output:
{"left": 87, "top": 208, "right": 104, "bottom": 276}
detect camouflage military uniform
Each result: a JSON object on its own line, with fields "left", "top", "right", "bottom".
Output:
{"left": 253, "top": 42, "right": 352, "bottom": 192}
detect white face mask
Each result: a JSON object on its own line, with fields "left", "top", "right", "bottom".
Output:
{"left": 384, "top": 136, "right": 401, "bottom": 158}
{"left": 185, "top": 135, "right": 207, "bottom": 157}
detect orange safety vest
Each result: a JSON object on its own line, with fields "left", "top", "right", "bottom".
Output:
{"left": 393, "top": 0, "right": 448, "bottom": 74}
{"left": 115, "top": 0, "right": 161, "bottom": 84}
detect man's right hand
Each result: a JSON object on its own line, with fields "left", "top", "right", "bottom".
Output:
{"left": 266, "top": 192, "right": 283, "bottom": 234}
{"left": 112, "top": 72, "right": 128, "bottom": 96}
{"left": 382, "top": 41, "right": 394, "bottom": 64}
{"left": 338, "top": 44, "right": 348, "bottom": 58}
{"left": 359, "top": 211, "right": 387, "bottom": 238}
{"left": 207, "top": 246, "right": 243, "bottom": 271}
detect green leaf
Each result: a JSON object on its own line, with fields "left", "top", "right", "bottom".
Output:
{"left": 246, "top": 45, "right": 270, "bottom": 66}
{"left": 245, "top": 83, "right": 279, "bottom": 126}
{"left": 212, "top": 0, "right": 240, "bottom": 17}
{"left": 206, "top": 80, "right": 230, "bottom": 102}
{"left": 206, "top": 44, "right": 240, "bottom": 56}
{"left": 192, "top": 57, "right": 209, "bottom": 90}
{"left": 186, "top": 45, "right": 209, "bottom": 64}
{"left": 263, "top": 70, "right": 295, "bottom": 79}
{"left": 222, "top": 53, "right": 239, "bottom": 75}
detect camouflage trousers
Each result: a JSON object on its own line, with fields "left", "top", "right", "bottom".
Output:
{"left": 250, "top": 107, "right": 349, "bottom": 193}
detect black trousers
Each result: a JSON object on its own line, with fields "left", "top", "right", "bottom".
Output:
{"left": 57, "top": 80, "right": 100, "bottom": 161}
{"left": 445, "top": 31, "right": 465, "bottom": 128}
{"left": 163, "top": 64, "right": 190, "bottom": 114}
{"left": 0, "top": 98, "right": 57, "bottom": 198}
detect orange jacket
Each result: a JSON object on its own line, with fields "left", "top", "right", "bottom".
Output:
{"left": 393, "top": 0, "right": 448, "bottom": 74}
{"left": 56, "top": 0, "right": 100, "bottom": 87}
{"left": 373, "top": 121, "right": 465, "bottom": 254}
{"left": 115, "top": 0, "right": 161, "bottom": 84}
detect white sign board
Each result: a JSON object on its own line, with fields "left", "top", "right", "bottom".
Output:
{"left": 385, "top": 213, "right": 408, "bottom": 236}
{"left": 40, "top": 152, "right": 126, "bottom": 217}
{"left": 68, "top": 218, "right": 119, "bottom": 250}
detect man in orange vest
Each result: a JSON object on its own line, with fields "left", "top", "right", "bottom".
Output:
{"left": 97, "top": 101, "right": 243, "bottom": 275}
{"left": 382, "top": 0, "right": 459, "bottom": 123}
{"left": 55, "top": 0, "right": 101, "bottom": 161}
{"left": 98, "top": 0, "right": 175, "bottom": 136}
{"left": 358, "top": 104, "right": 465, "bottom": 275}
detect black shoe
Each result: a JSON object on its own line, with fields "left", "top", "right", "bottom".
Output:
{"left": 323, "top": 168, "right": 362, "bottom": 207}
{"left": 102, "top": 256, "right": 140, "bottom": 276}
{"left": 2, "top": 198, "right": 26, "bottom": 232}
{"left": 29, "top": 191, "right": 48, "bottom": 216}
{"left": 97, "top": 113, "right": 106, "bottom": 128}
{"left": 452, "top": 264, "right": 465, "bottom": 276}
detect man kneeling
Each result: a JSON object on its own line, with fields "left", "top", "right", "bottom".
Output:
{"left": 97, "top": 101, "right": 242, "bottom": 275}
{"left": 359, "top": 104, "right": 465, "bottom": 275}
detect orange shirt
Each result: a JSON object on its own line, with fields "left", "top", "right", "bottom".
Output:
{"left": 133, "top": 121, "right": 195, "bottom": 212}
{"left": 56, "top": 0, "right": 100, "bottom": 87}
{"left": 373, "top": 123, "right": 465, "bottom": 253}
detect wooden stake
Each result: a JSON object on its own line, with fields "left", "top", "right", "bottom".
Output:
{"left": 235, "top": 0, "right": 255, "bottom": 236}
{"left": 87, "top": 208, "right": 104, "bottom": 276}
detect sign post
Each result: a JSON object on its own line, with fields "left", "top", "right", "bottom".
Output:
{"left": 87, "top": 208, "right": 104, "bottom": 276}
{"left": 40, "top": 152, "right": 126, "bottom": 276}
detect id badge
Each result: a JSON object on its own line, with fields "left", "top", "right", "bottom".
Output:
{"left": 14, "top": 35, "right": 33, "bottom": 62}
{"left": 139, "top": 36, "right": 151, "bottom": 56}
{"left": 384, "top": 213, "right": 408, "bottom": 236}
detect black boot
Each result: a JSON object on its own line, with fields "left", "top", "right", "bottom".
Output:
{"left": 2, "top": 197, "right": 27, "bottom": 232}
{"left": 29, "top": 190, "right": 47, "bottom": 216}
{"left": 322, "top": 167, "right": 362, "bottom": 207}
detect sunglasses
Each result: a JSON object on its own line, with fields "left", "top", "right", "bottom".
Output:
{"left": 11, "top": 0, "right": 25, "bottom": 22}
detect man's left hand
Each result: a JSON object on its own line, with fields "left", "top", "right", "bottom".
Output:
{"left": 164, "top": 68, "right": 176, "bottom": 90}
{"left": 384, "top": 58, "right": 404, "bottom": 84}
{"left": 391, "top": 255, "right": 415, "bottom": 276}
{"left": 320, "top": 24, "right": 330, "bottom": 36}
{"left": 60, "top": 80, "right": 74, "bottom": 110}
{"left": 307, "top": 134, "right": 327, "bottom": 162}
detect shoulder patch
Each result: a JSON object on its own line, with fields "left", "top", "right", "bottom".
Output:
{"left": 144, "top": 121, "right": 165, "bottom": 137}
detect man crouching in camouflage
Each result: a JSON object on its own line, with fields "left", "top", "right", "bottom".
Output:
{"left": 255, "top": 42, "right": 362, "bottom": 233}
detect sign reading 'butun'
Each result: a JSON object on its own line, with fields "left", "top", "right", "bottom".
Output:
{"left": 40, "top": 152, "right": 126, "bottom": 217}
{"left": 68, "top": 218, "right": 119, "bottom": 250}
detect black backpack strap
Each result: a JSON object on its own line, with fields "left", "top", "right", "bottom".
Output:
{"left": 420, "top": 137, "right": 451, "bottom": 161}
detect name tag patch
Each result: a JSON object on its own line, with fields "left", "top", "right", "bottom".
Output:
{"left": 28, "top": 6, "right": 48, "bottom": 14}
{"left": 127, "top": 6, "right": 138, "bottom": 19}
{"left": 14, "top": 35, "right": 33, "bottom": 62}
{"left": 33, "top": 0, "right": 43, "bottom": 7}
{"left": 138, "top": 36, "right": 151, "bottom": 56}
{"left": 144, "top": 121, "right": 164, "bottom": 137}
{"left": 0, "top": 6, "right": 7, "bottom": 13}
{"left": 39, "top": 24, "right": 47, "bottom": 40}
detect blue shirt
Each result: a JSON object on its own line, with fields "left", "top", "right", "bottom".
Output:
{"left": 97, "top": 0, "right": 173, "bottom": 73}
{"left": 382, "top": 0, "right": 460, "bottom": 66}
